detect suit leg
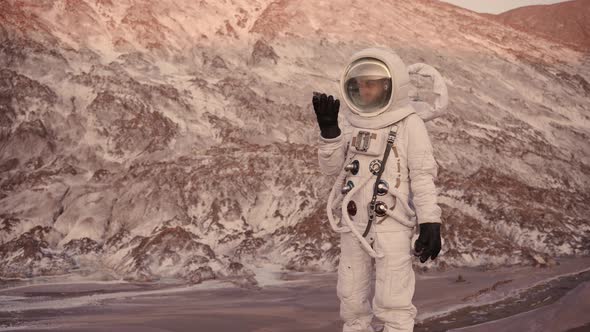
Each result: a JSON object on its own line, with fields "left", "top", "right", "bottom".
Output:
{"left": 338, "top": 232, "right": 375, "bottom": 332}
{"left": 372, "top": 229, "right": 417, "bottom": 332}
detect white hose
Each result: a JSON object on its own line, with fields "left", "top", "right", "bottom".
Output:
{"left": 383, "top": 208, "right": 416, "bottom": 229}
{"left": 387, "top": 187, "right": 416, "bottom": 217}
{"left": 325, "top": 158, "right": 385, "bottom": 257}
{"left": 331, "top": 191, "right": 344, "bottom": 210}
{"left": 375, "top": 188, "right": 416, "bottom": 228}
{"left": 326, "top": 168, "right": 349, "bottom": 233}
{"left": 340, "top": 176, "right": 384, "bottom": 258}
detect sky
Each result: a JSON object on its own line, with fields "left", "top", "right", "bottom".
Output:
{"left": 439, "top": 0, "right": 572, "bottom": 14}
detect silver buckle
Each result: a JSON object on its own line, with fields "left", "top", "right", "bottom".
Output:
{"left": 354, "top": 131, "right": 371, "bottom": 152}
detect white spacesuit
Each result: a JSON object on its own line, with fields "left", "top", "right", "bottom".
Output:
{"left": 313, "top": 47, "right": 448, "bottom": 332}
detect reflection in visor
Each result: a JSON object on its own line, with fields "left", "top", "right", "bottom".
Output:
{"left": 343, "top": 58, "right": 393, "bottom": 114}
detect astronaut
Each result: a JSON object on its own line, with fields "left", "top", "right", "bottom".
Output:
{"left": 312, "top": 47, "right": 446, "bottom": 332}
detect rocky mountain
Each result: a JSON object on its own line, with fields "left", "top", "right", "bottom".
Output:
{"left": 0, "top": 0, "right": 589, "bottom": 286}
{"left": 487, "top": 0, "right": 590, "bottom": 52}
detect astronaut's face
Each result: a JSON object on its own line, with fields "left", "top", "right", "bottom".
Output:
{"left": 357, "top": 78, "right": 388, "bottom": 106}
{"left": 342, "top": 58, "right": 393, "bottom": 114}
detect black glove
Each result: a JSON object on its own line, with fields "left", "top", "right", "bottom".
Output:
{"left": 312, "top": 92, "right": 341, "bottom": 139}
{"left": 413, "top": 223, "right": 441, "bottom": 263}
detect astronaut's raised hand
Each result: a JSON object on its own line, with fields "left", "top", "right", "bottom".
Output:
{"left": 413, "top": 222, "right": 442, "bottom": 263}
{"left": 312, "top": 92, "right": 341, "bottom": 139}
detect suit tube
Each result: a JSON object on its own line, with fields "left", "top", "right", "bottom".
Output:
{"left": 326, "top": 168, "right": 350, "bottom": 233}
{"left": 340, "top": 176, "right": 384, "bottom": 258}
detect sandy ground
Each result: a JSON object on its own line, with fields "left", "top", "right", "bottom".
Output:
{"left": 0, "top": 256, "right": 589, "bottom": 332}
{"left": 449, "top": 281, "right": 590, "bottom": 332}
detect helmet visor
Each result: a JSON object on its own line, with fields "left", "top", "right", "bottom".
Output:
{"left": 343, "top": 58, "right": 392, "bottom": 114}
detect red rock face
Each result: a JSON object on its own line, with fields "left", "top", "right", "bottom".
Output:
{"left": 0, "top": 1, "right": 53, "bottom": 37}
{"left": 249, "top": 39, "right": 279, "bottom": 65}
{"left": 0, "top": 226, "right": 77, "bottom": 278}
{"left": 119, "top": 4, "right": 172, "bottom": 53}
{"left": 86, "top": 90, "right": 178, "bottom": 156}
{"left": 491, "top": 0, "right": 590, "bottom": 52}
{"left": 0, "top": 0, "right": 588, "bottom": 284}
{"left": 249, "top": 0, "right": 292, "bottom": 39}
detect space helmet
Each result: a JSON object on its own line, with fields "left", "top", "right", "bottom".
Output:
{"left": 340, "top": 47, "right": 415, "bottom": 129}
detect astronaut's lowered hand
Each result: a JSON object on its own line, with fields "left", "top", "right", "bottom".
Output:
{"left": 312, "top": 92, "right": 341, "bottom": 139}
{"left": 413, "top": 222, "right": 442, "bottom": 263}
